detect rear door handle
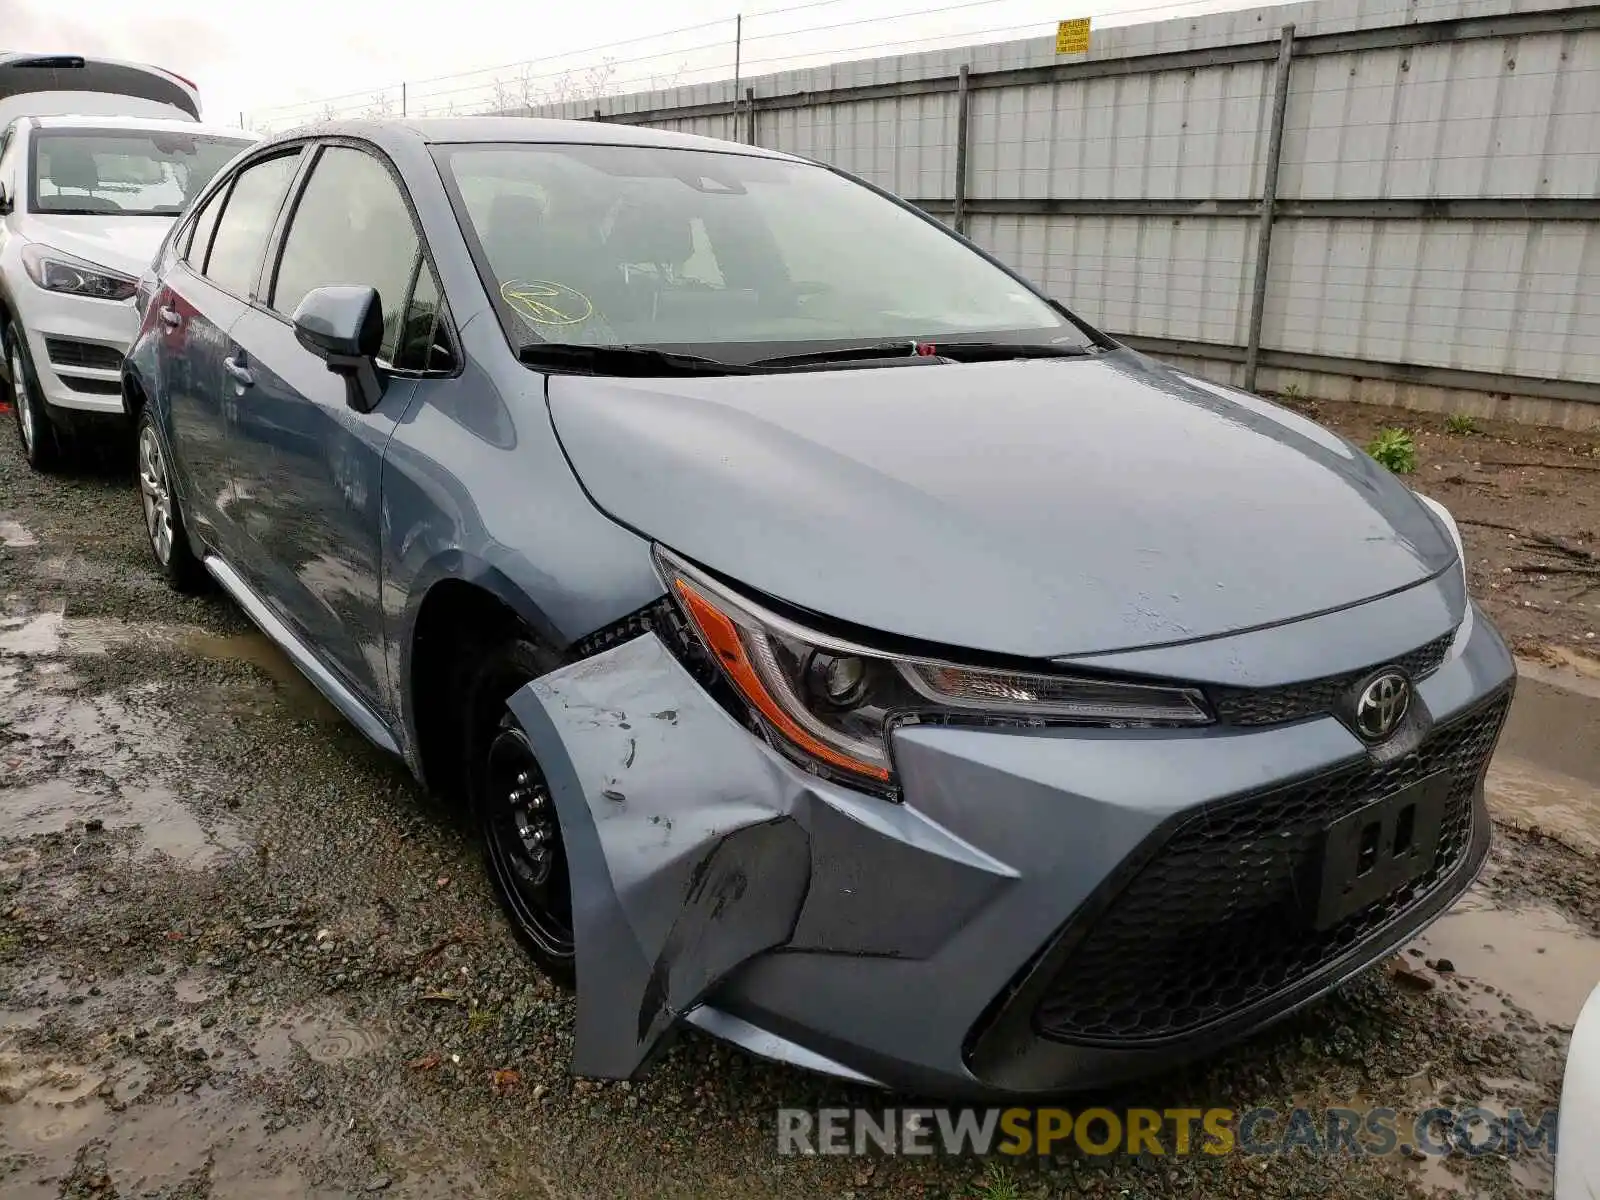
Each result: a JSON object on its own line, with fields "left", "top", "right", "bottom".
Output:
{"left": 223, "top": 356, "right": 254, "bottom": 387}
{"left": 159, "top": 306, "right": 182, "bottom": 327}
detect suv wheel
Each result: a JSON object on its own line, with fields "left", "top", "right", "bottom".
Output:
{"left": 464, "top": 637, "right": 576, "bottom": 989}
{"left": 135, "top": 408, "right": 206, "bottom": 592}
{"left": 6, "top": 321, "right": 60, "bottom": 471}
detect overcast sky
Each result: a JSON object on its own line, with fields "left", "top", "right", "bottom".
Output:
{"left": 9, "top": 0, "right": 1283, "bottom": 130}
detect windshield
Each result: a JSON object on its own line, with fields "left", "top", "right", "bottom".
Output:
{"left": 440, "top": 142, "right": 1087, "bottom": 358}
{"left": 29, "top": 129, "right": 252, "bottom": 217}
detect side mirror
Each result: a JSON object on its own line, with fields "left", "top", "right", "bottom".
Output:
{"left": 292, "top": 285, "right": 386, "bottom": 412}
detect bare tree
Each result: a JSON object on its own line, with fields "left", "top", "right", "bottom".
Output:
{"left": 515, "top": 62, "right": 549, "bottom": 113}
{"left": 364, "top": 89, "right": 396, "bottom": 119}
{"left": 489, "top": 74, "right": 521, "bottom": 116}
{"left": 647, "top": 61, "right": 690, "bottom": 93}
{"left": 578, "top": 58, "right": 618, "bottom": 100}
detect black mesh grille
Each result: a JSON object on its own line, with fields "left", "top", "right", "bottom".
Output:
{"left": 1031, "top": 689, "right": 1509, "bottom": 1045}
{"left": 1208, "top": 631, "right": 1454, "bottom": 727}
{"left": 60, "top": 375, "right": 122, "bottom": 395}
{"left": 45, "top": 337, "right": 123, "bottom": 372}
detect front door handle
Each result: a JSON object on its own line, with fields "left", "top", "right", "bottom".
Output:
{"left": 223, "top": 356, "right": 254, "bottom": 387}
{"left": 159, "top": 306, "right": 182, "bottom": 328}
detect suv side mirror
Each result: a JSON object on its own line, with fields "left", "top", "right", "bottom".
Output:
{"left": 292, "top": 285, "right": 386, "bottom": 412}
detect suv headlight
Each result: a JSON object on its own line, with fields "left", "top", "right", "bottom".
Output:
{"left": 21, "top": 243, "right": 137, "bottom": 302}
{"left": 654, "top": 546, "right": 1210, "bottom": 791}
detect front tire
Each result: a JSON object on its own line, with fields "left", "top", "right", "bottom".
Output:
{"left": 135, "top": 407, "right": 206, "bottom": 592}
{"left": 463, "top": 637, "right": 576, "bottom": 989}
{"left": 6, "top": 321, "right": 61, "bottom": 471}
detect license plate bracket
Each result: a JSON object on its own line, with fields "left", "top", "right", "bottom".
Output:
{"left": 1312, "top": 771, "right": 1451, "bottom": 930}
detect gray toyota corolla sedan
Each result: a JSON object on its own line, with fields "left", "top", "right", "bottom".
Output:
{"left": 122, "top": 117, "right": 1514, "bottom": 1098}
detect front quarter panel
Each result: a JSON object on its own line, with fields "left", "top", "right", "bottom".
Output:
{"left": 507, "top": 634, "right": 813, "bottom": 1077}
{"left": 379, "top": 313, "right": 666, "bottom": 748}
{"left": 506, "top": 632, "right": 1020, "bottom": 1079}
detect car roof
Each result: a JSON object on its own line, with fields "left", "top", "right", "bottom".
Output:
{"left": 284, "top": 116, "right": 799, "bottom": 161}
{"left": 26, "top": 113, "right": 257, "bottom": 139}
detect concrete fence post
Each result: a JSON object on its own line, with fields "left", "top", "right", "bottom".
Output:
{"left": 1244, "top": 23, "right": 1296, "bottom": 394}
{"left": 746, "top": 87, "right": 757, "bottom": 144}
{"left": 953, "top": 64, "right": 971, "bottom": 235}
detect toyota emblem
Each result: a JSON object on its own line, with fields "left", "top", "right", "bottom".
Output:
{"left": 1354, "top": 672, "right": 1410, "bottom": 741}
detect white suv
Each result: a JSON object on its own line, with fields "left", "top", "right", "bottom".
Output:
{"left": 0, "top": 115, "right": 255, "bottom": 468}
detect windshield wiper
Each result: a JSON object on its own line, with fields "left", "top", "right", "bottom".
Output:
{"left": 747, "top": 340, "right": 1093, "bottom": 370}
{"left": 517, "top": 342, "right": 747, "bottom": 377}
{"left": 747, "top": 341, "right": 921, "bottom": 369}
{"left": 921, "top": 341, "right": 1093, "bottom": 362}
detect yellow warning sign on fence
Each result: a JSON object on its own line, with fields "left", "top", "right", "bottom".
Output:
{"left": 1055, "top": 18, "right": 1091, "bottom": 54}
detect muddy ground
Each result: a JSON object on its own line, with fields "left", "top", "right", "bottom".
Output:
{"left": 2, "top": 400, "right": 1600, "bottom": 1200}
{"left": 1286, "top": 398, "right": 1600, "bottom": 660}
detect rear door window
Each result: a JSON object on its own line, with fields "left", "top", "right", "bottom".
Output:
{"left": 202, "top": 152, "right": 298, "bottom": 298}
{"left": 181, "top": 184, "right": 225, "bottom": 268}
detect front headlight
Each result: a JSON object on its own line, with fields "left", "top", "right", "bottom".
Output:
{"left": 1416, "top": 492, "right": 1474, "bottom": 655}
{"left": 1415, "top": 492, "right": 1465, "bottom": 568}
{"left": 21, "top": 243, "right": 137, "bottom": 302}
{"left": 653, "top": 546, "right": 1210, "bottom": 791}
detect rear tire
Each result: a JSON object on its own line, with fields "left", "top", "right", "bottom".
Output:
{"left": 6, "top": 320, "right": 61, "bottom": 472}
{"left": 135, "top": 407, "right": 207, "bottom": 593}
{"left": 462, "top": 636, "right": 577, "bottom": 989}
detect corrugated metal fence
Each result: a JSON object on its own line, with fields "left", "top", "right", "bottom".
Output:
{"left": 518, "top": 0, "right": 1600, "bottom": 428}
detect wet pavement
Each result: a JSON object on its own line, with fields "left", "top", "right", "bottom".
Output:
{"left": 3, "top": 447, "right": 1600, "bottom": 1199}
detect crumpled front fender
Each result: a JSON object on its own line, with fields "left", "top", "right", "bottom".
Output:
{"left": 506, "top": 632, "right": 1014, "bottom": 1079}
{"left": 508, "top": 633, "right": 811, "bottom": 1077}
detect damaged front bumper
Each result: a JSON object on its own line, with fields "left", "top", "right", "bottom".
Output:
{"left": 507, "top": 604, "right": 1515, "bottom": 1099}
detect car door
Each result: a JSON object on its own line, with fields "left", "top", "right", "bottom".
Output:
{"left": 222, "top": 142, "right": 432, "bottom": 717}
{"left": 158, "top": 148, "right": 301, "bottom": 551}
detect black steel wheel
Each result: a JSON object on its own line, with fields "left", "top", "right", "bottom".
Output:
{"left": 465, "top": 638, "right": 576, "bottom": 989}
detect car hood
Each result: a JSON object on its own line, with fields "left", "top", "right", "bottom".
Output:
{"left": 546, "top": 350, "right": 1456, "bottom": 659}
{"left": 18, "top": 214, "right": 173, "bottom": 279}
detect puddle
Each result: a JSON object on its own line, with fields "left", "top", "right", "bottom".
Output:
{"left": 0, "top": 1053, "right": 328, "bottom": 1200}
{"left": 1401, "top": 1083, "right": 1555, "bottom": 1197}
{"left": 173, "top": 967, "right": 230, "bottom": 1005}
{"left": 1306, "top": 1068, "right": 1556, "bottom": 1194}
{"left": 0, "top": 778, "right": 244, "bottom": 867}
{"left": 0, "top": 611, "right": 67, "bottom": 656}
{"left": 0, "top": 1007, "right": 48, "bottom": 1032}
{"left": 1412, "top": 895, "right": 1600, "bottom": 1027}
{"left": 1491, "top": 752, "right": 1600, "bottom": 857}
{"left": 0, "top": 608, "right": 339, "bottom": 728}
{"left": 29, "top": 661, "right": 82, "bottom": 692}
{"left": 1486, "top": 755, "right": 1600, "bottom": 853}
{"left": 180, "top": 629, "right": 342, "bottom": 723}
{"left": 0, "top": 520, "right": 38, "bottom": 547}
{"left": 250, "top": 1004, "right": 389, "bottom": 1069}
{"left": 0, "top": 610, "right": 149, "bottom": 657}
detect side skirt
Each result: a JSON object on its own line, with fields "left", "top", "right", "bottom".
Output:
{"left": 203, "top": 554, "right": 401, "bottom": 757}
